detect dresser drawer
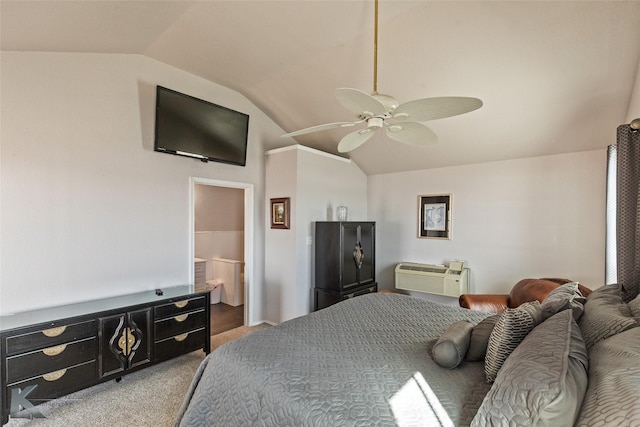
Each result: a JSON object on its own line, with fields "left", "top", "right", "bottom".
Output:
{"left": 5, "top": 320, "right": 96, "bottom": 356}
{"left": 155, "top": 310, "right": 206, "bottom": 341}
{"left": 6, "top": 337, "right": 96, "bottom": 384}
{"left": 155, "top": 296, "right": 206, "bottom": 320}
{"left": 6, "top": 361, "right": 96, "bottom": 404}
{"left": 154, "top": 328, "right": 206, "bottom": 362}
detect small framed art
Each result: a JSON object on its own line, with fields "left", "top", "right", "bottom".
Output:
{"left": 418, "top": 194, "right": 452, "bottom": 239}
{"left": 270, "top": 197, "right": 290, "bottom": 229}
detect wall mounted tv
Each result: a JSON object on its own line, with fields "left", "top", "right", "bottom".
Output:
{"left": 154, "top": 86, "right": 249, "bottom": 166}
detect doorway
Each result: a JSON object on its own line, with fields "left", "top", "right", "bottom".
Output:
{"left": 189, "top": 177, "right": 254, "bottom": 335}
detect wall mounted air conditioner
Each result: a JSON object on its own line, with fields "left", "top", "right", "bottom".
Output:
{"left": 394, "top": 261, "right": 469, "bottom": 297}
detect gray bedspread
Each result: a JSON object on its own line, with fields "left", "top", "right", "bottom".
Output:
{"left": 175, "top": 293, "right": 491, "bottom": 427}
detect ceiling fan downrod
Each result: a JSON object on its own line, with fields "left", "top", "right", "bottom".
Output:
{"left": 373, "top": 0, "right": 379, "bottom": 95}
{"left": 371, "top": 0, "right": 398, "bottom": 113}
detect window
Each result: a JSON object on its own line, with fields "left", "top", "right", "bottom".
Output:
{"left": 605, "top": 145, "right": 617, "bottom": 284}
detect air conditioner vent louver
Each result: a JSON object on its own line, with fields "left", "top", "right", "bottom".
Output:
{"left": 394, "top": 262, "right": 469, "bottom": 297}
{"left": 398, "top": 265, "right": 446, "bottom": 274}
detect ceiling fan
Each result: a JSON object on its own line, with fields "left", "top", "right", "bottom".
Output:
{"left": 282, "top": 0, "right": 483, "bottom": 153}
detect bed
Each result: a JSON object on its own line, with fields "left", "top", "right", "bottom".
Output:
{"left": 175, "top": 293, "right": 491, "bottom": 426}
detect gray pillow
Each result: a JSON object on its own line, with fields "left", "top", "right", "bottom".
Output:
{"left": 541, "top": 281, "right": 587, "bottom": 321}
{"left": 472, "top": 310, "right": 588, "bottom": 427}
{"left": 575, "top": 327, "right": 640, "bottom": 426}
{"left": 578, "top": 284, "right": 637, "bottom": 349}
{"left": 484, "top": 301, "right": 543, "bottom": 383}
{"left": 628, "top": 293, "right": 640, "bottom": 319}
{"left": 432, "top": 320, "right": 474, "bottom": 369}
{"left": 465, "top": 315, "right": 500, "bottom": 362}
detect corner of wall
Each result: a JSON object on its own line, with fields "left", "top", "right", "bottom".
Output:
{"left": 625, "top": 57, "right": 640, "bottom": 123}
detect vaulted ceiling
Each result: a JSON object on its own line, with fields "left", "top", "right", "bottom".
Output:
{"left": 3, "top": 1, "right": 640, "bottom": 175}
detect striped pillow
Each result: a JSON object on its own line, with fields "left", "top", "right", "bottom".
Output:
{"left": 484, "top": 301, "right": 543, "bottom": 383}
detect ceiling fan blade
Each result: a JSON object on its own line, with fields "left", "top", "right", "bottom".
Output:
{"left": 335, "top": 88, "right": 386, "bottom": 118}
{"left": 282, "top": 121, "right": 357, "bottom": 138}
{"left": 392, "top": 97, "right": 483, "bottom": 122}
{"left": 337, "top": 128, "right": 376, "bottom": 153}
{"left": 385, "top": 122, "right": 438, "bottom": 147}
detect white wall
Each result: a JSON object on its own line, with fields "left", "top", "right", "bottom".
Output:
{"left": 264, "top": 145, "right": 367, "bottom": 323}
{"left": 264, "top": 148, "right": 297, "bottom": 323}
{"left": 0, "top": 52, "right": 617, "bottom": 321}
{"left": 627, "top": 56, "right": 640, "bottom": 123}
{"left": 368, "top": 150, "right": 606, "bottom": 305}
{"left": 0, "top": 51, "right": 283, "bottom": 320}
{"left": 194, "top": 184, "right": 244, "bottom": 280}
{"left": 297, "top": 146, "right": 368, "bottom": 316}
{"left": 194, "top": 232, "right": 244, "bottom": 280}
{"left": 194, "top": 184, "right": 244, "bottom": 232}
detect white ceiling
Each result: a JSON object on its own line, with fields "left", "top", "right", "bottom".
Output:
{"left": 2, "top": 0, "right": 640, "bottom": 175}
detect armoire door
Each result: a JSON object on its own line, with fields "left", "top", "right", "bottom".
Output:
{"left": 340, "top": 222, "right": 375, "bottom": 289}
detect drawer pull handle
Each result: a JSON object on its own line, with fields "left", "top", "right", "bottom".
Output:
{"left": 174, "top": 333, "right": 189, "bottom": 342}
{"left": 43, "top": 344, "right": 67, "bottom": 356}
{"left": 174, "top": 314, "right": 189, "bottom": 322}
{"left": 42, "top": 326, "right": 66, "bottom": 337}
{"left": 174, "top": 300, "right": 188, "bottom": 309}
{"left": 43, "top": 369, "right": 67, "bottom": 382}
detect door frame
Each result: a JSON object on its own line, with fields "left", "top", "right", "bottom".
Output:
{"left": 188, "top": 177, "right": 254, "bottom": 326}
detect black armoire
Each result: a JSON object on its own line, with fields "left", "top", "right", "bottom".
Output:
{"left": 314, "top": 221, "right": 377, "bottom": 310}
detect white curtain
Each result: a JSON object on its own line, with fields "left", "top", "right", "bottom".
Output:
{"left": 605, "top": 144, "right": 617, "bottom": 285}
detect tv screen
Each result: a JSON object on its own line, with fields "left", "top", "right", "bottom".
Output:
{"left": 154, "top": 86, "right": 249, "bottom": 166}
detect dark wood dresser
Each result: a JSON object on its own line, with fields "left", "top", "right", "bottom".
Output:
{"left": 0, "top": 286, "right": 210, "bottom": 424}
{"left": 314, "top": 221, "right": 377, "bottom": 310}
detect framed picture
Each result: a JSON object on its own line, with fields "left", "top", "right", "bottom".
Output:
{"left": 270, "top": 197, "right": 290, "bottom": 229}
{"left": 418, "top": 194, "right": 452, "bottom": 239}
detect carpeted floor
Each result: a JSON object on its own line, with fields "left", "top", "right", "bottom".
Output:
{"left": 210, "top": 323, "right": 269, "bottom": 350}
{"left": 5, "top": 323, "right": 270, "bottom": 426}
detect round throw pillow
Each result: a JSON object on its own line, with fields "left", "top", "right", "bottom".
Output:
{"left": 432, "top": 320, "right": 474, "bottom": 369}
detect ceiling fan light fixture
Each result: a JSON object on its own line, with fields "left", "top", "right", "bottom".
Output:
{"left": 367, "top": 117, "right": 384, "bottom": 129}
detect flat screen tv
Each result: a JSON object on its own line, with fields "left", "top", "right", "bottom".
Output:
{"left": 154, "top": 86, "right": 249, "bottom": 166}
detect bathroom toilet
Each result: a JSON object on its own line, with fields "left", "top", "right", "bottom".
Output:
{"left": 205, "top": 279, "right": 222, "bottom": 304}
{"left": 211, "top": 258, "right": 244, "bottom": 306}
